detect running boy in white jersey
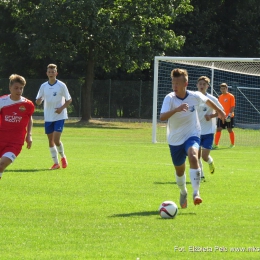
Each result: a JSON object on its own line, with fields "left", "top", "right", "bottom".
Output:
{"left": 196, "top": 76, "right": 224, "bottom": 181}
{"left": 0, "top": 74, "right": 34, "bottom": 179}
{"left": 36, "top": 64, "right": 72, "bottom": 170}
{"left": 160, "top": 69, "right": 225, "bottom": 208}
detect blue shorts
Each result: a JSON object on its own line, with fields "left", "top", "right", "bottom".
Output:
{"left": 200, "top": 133, "right": 214, "bottom": 150}
{"left": 45, "top": 120, "right": 65, "bottom": 134}
{"left": 169, "top": 136, "right": 200, "bottom": 166}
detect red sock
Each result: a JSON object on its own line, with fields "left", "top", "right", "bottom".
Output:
{"left": 229, "top": 131, "right": 235, "bottom": 145}
{"left": 215, "top": 132, "right": 221, "bottom": 145}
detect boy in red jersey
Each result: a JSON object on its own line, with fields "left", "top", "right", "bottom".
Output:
{"left": 213, "top": 83, "right": 235, "bottom": 148}
{"left": 0, "top": 74, "right": 35, "bottom": 179}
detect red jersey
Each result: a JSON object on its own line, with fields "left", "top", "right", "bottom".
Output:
{"left": 0, "top": 95, "right": 35, "bottom": 145}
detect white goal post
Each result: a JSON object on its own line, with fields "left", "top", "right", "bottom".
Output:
{"left": 152, "top": 56, "right": 260, "bottom": 146}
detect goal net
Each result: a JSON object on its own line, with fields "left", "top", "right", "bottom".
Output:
{"left": 152, "top": 57, "right": 260, "bottom": 146}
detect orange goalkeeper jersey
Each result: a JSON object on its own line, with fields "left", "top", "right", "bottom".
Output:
{"left": 218, "top": 92, "right": 235, "bottom": 117}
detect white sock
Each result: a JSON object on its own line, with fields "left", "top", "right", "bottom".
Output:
{"left": 190, "top": 168, "right": 201, "bottom": 196}
{"left": 56, "top": 142, "right": 65, "bottom": 158}
{"left": 175, "top": 173, "right": 187, "bottom": 195}
{"left": 50, "top": 146, "right": 59, "bottom": 164}
{"left": 199, "top": 158, "right": 204, "bottom": 177}
{"left": 207, "top": 155, "right": 213, "bottom": 164}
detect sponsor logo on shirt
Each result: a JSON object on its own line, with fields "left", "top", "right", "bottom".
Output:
{"left": 5, "top": 115, "right": 22, "bottom": 123}
{"left": 19, "top": 105, "right": 26, "bottom": 112}
{"left": 53, "top": 92, "right": 57, "bottom": 96}
{"left": 189, "top": 105, "right": 195, "bottom": 112}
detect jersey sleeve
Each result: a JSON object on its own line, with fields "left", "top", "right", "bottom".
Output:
{"left": 211, "top": 96, "right": 224, "bottom": 110}
{"left": 195, "top": 91, "right": 209, "bottom": 104}
{"left": 36, "top": 85, "right": 44, "bottom": 100}
{"left": 61, "top": 82, "right": 72, "bottom": 101}
{"left": 160, "top": 94, "right": 173, "bottom": 114}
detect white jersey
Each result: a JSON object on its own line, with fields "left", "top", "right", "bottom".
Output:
{"left": 160, "top": 90, "right": 209, "bottom": 146}
{"left": 197, "top": 93, "right": 223, "bottom": 135}
{"left": 36, "top": 79, "right": 71, "bottom": 122}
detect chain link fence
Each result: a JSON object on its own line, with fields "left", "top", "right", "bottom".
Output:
{"left": 0, "top": 78, "right": 153, "bottom": 119}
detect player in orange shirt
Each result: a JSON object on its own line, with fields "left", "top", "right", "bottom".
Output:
{"left": 0, "top": 74, "right": 35, "bottom": 180}
{"left": 213, "top": 83, "right": 235, "bottom": 148}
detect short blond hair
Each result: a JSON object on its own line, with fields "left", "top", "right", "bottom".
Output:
{"left": 9, "top": 74, "right": 26, "bottom": 86}
{"left": 47, "top": 64, "right": 57, "bottom": 71}
{"left": 197, "top": 76, "right": 210, "bottom": 85}
{"left": 220, "top": 83, "right": 228, "bottom": 88}
{"left": 171, "top": 68, "right": 188, "bottom": 82}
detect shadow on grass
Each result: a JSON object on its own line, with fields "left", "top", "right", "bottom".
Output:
{"left": 110, "top": 211, "right": 196, "bottom": 218}
{"left": 154, "top": 181, "right": 192, "bottom": 185}
{"left": 33, "top": 119, "right": 147, "bottom": 130}
{"left": 5, "top": 169, "right": 49, "bottom": 172}
{"left": 212, "top": 147, "right": 230, "bottom": 150}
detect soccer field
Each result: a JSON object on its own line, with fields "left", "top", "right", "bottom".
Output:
{"left": 1, "top": 120, "right": 260, "bottom": 259}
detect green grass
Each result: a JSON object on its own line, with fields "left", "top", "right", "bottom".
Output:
{"left": 1, "top": 120, "right": 260, "bottom": 259}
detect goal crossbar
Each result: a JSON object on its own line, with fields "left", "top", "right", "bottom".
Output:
{"left": 152, "top": 56, "right": 260, "bottom": 145}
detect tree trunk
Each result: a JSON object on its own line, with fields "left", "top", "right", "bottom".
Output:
{"left": 81, "top": 47, "right": 95, "bottom": 121}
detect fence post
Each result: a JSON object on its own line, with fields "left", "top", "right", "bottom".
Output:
{"left": 108, "top": 79, "right": 111, "bottom": 118}
{"left": 79, "top": 83, "right": 81, "bottom": 117}
{"left": 139, "top": 80, "right": 142, "bottom": 118}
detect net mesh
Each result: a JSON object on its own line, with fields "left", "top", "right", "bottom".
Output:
{"left": 154, "top": 58, "right": 260, "bottom": 146}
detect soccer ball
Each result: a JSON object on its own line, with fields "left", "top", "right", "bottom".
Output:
{"left": 159, "top": 201, "right": 178, "bottom": 219}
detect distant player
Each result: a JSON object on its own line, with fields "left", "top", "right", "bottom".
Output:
{"left": 196, "top": 76, "right": 224, "bottom": 181}
{"left": 213, "top": 83, "right": 235, "bottom": 148}
{"left": 0, "top": 74, "right": 35, "bottom": 179}
{"left": 160, "top": 69, "right": 225, "bottom": 208}
{"left": 36, "top": 64, "right": 72, "bottom": 170}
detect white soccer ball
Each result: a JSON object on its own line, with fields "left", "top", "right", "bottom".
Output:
{"left": 159, "top": 201, "right": 178, "bottom": 219}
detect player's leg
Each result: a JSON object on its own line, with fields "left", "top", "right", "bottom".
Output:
{"left": 227, "top": 118, "right": 235, "bottom": 148}
{"left": 198, "top": 146, "right": 205, "bottom": 182}
{"left": 0, "top": 156, "right": 13, "bottom": 179}
{"left": 53, "top": 120, "right": 68, "bottom": 168}
{"left": 213, "top": 119, "right": 223, "bottom": 148}
{"left": 45, "top": 122, "right": 60, "bottom": 169}
{"left": 185, "top": 137, "right": 202, "bottom": 205}
{"left": 169, "top": 144, "right": 187, "bottom": 208}
{"left": 201, "top": 134, "right": 215, "bottom": 174}
{"left": 0, "top": 146, "right": 20, "bottom": 179}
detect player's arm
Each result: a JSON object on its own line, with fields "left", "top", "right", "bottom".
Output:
{"left": 35, "top": 98, "right": 43, "bottom": 105}
{"left": 160, "top": 103, "right": 189, "bottom": 121}
{"left": 228, "top": 95, "right": 235, "bottom": 116}
{"left": 205, "top": 98, "right": 223, "bottom": 121}
{"left": 25, "top": 116, "right": 33, "bottom": 149}
{"left": 204, "top": 112, "right": 218, "bottom": 121}
{"left": 35, "top": 87, "right": 44, "bottom": 105}
{"left": 55, "top": 98, "right": 72, "bottom": 114}
{"left": 206, "top": 99, "right": 226, "bottom": 123}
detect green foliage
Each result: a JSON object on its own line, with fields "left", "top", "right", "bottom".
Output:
{"left": 11, "top": 0, "right": 192, "bottom": 71}
{"left": 1, "top": 121, "right": 260, "bottom": 259}
{"left": 171, "top": 0, "right": 260, "bottom": 57}
{"left": 2, "top": 0, "right": 192, "bottom": 119}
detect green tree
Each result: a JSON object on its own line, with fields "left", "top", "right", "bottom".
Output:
{"left": 11, "top": 0, "right": 192, "bottom": 120}
{"left": 169, "top": 0, "right": 260, "bottom": 57}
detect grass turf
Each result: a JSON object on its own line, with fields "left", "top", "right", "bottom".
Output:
{"left": 1, "top": 120, "right": 260, "bottom": 259}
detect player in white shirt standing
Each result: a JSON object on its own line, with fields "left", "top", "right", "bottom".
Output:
{"left": 196, "top": 76, "right": 224, "bottom": 181}
{"left": 36, "top": 64, "right": 72, "bottom": 170}
{"left": 160, "top": 69, "right": 225, "bottom": 208}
